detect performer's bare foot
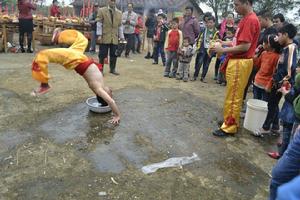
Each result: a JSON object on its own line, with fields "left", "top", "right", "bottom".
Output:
{"left": 30, "top": 84, "right": 51, "bottom": 96}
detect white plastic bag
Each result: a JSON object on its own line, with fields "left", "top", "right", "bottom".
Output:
{"left": 141, "top": 153, "right": 200, "bottom": 174}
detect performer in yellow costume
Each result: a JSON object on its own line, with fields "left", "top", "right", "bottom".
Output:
{"left": 31, "top": 29, "right": 121, "bottom": 124}
{"left": 211, "top": 0, "right": 260, "bottom": 136}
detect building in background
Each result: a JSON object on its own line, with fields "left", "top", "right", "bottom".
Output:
{"left": 71, "top": 0, "right": 203, "bottom": 19}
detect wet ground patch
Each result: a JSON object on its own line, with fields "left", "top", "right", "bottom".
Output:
{"left": 0, "top": 87, "right": 272, "bottom": 199}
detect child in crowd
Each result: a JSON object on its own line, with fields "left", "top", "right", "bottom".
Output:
{"left": 216, "top": 27, "right": 235, "bottom": 86}
{"left": 268, "top": 73, "right": 300, "bottom": 159}
{"left": 176, "top": 37, "right": 194, "bottom": 82}
{"left": 192, "top": 16, "right": 219, "bottom": 82}
{"left": 253, "top": 34, "right": 281, "bottom": 101}
{"left": 254, "top": 23, "right": 298, "bottom": 137}
{"left": 164, "top": 18, "right": 183, "bottom": 78}
{"left": 152, "top": 13, "right": 168, "bottom": 66}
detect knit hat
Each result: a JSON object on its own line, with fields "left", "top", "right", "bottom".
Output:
{"left": 295, "top": 73, "right": 300, "bottom": 89}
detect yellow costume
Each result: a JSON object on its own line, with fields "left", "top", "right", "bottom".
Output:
{"left": 57, "top": 29, "right": 88, "bottom": 53}
{"left": 213, "top": 12, "right": 260, "bottom": 136}
{"left": 220, "top": 59, "right": 253, "bottom": 134}
{"left": 32, "top": 30, "right": 89, "bottom": 83}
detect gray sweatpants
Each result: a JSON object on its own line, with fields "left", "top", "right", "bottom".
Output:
{"left": 164, "top": 51, "right": 178, "bottom": 76}
{"left": 178, "top": 62, "right": 190, "bottom": 79}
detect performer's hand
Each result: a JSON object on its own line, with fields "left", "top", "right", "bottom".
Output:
{"left": 97, "top": 36, "right": 102, "bottom": 41}
{"left": 211, "top": 42, "right": 223, "bottom": 54}
{"left": 278, "top": 86, "right": 289, "bottom": 95}
{"left": 296, "top": 67, "right": 300, "bottom": 74}
{"left": 215, "top": 39, "right": 223, "bottom": 44}
{"left": 110, "top": 116, "right": 120, "bottom": 125}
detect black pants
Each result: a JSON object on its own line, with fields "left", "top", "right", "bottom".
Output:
{"left": 19, "top": 18, "right": 34, "bottom": 50}
{"left": 98, "top": 43, "right": 118, "bottom": 72}
{"left": 194, "top": 50, "right": 212, "bottom": 79}
{"left": 262, "top": 86, "right": 282, "bottom": 130}
{"left": 124, "top": 33, "right": 135, "bottom": 56}
{"left": 214, "top": 58, "right": 221, "bottom": 78}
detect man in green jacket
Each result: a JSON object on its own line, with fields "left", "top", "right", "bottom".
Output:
{"left": 96, "top": 0, "right": 124, "bottom": 75}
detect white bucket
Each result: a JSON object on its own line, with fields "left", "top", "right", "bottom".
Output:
{"left": 243, "top": 99, "right": 268, "bottom": 133}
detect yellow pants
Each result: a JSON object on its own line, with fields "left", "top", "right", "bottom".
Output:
{"left": 32, "top": 30, "right": 88, "bottom": 83}
{"left": 57, "top": 30, "right": 88, "bottom": 53}
{"left": 221, "top": 59, "right": 253, "bottom": 134}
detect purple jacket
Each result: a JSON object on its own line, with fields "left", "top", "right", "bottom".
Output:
{"left": 180, "top": 16, "right": 200, "bottom": 44}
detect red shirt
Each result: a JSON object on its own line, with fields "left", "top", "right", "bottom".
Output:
{"left": 18, "top": 1, "right": 36, "bottom": 19}
{"left": 254, "top": 51, "right": 280, "bottom": 90}
{"left": 134, "top": 16, "right": 143, "bottom": 34}
{"left": 231, "top": 12, "right": 260, "bottom": 59}
{"left": 167, "top": 30, "right": 180, "bottom": 51}
{"left": 50, "top": 5, "right": 61, "bottom": 17}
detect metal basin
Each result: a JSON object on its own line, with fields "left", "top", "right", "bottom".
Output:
{"left": 86, "top": 96, "right": 112, "bottom": 113}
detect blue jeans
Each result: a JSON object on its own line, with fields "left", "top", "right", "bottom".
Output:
{"left": 253, "top": 85, "right": 268, "bottom": 101}
{"left": 263, "top": 86, "right": 282, "bottom": 130}
{"left": 90, "top": 30, "right": 97, "bottom": 52}
{"left": 269, "top": 128, "right": 300, "bottom": 200}
{"left": 279, "top": 122, "right": 293, "bottom": 156}
{"left": 135, "top": 33, "right": 141, "bottom": 53}
{"left": 164, "top": 51, "right": 178, "bottom": 76}
{"left": 153, "top": 41, "right": 166, "bottom": 64}
{"left": 277, "top": 176, "right": 300, "bottom": 200}
{"left": 193, "top": 50, "right": 212, "bottom": 79}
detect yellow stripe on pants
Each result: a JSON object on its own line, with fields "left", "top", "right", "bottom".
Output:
{"left": 221, "top": 59, "right": 253, "bottom": 134}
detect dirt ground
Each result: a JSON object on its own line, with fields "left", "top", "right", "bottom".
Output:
{"left": 0, "top": 44, "right": 278, "bottom": 200}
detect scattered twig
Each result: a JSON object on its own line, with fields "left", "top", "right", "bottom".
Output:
{"left": 16, "top": 149, "right": 19, "bottom": 166}
{"left": 63, "top": 157, "right": 66, "bottom": 164}
{"left": 111, "top": 177, "right": 119, "bottom": 185}
{"left": 44, "top": 148, "right": 48, "bottom": 165}
{"left": 3, "top": 156, "right": 12, "bottom": 161}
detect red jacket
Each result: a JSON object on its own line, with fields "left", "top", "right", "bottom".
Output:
{"left": 18, "top": 1, "right": 36, "bottom": 19}
{"left": 254, "top": 51, "right": 280, "bottom": 91}
{"left": 50, "top": 5, "right": 61, "bottom": 17}
{"left": 134, "top": 16, "right": 143, "bottom": 34}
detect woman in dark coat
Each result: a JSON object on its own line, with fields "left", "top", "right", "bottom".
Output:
{"left": 144, "top": 8, "right": 156, "bottom": 59}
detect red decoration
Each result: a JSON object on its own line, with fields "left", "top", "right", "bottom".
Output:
{"left": 32, "top": 62, "right": 41, "bottom": 72}
{"left": 104, "top": 57, "right": 109, "bottom": 64}
{"left": 225, "top": 115, "right": 236, "bottom": 126}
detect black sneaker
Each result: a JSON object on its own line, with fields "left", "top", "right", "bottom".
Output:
{"left": 144, "top": 53, "right": 151, "bottom": 59}
{"left": 190, "top": 77, "right": 197, "bottom": 81}
{"left": 152, "top": 62, "right": 158, "bottom": 65}
{"left": 213, "top": 129, "right": 230, "bottom": 137}
{"left": 110, "top": 71, "right": 120, "bottom": 76}
{"left": 200, "top": 77, "right": 207, "bottom": 83}
{"left": 27, "top": 49, "right": 33, "bottom": 53}
{"left": 169, "top": 73, "right": 175, "bottom": 78}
